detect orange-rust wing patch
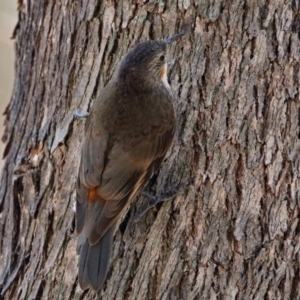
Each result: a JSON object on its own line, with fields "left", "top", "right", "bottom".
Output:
{"left": 88, "top": 188, "right": 106, "bottom": 205}
{"left": 88, "top": 188, "right": 98, "bottom": 202}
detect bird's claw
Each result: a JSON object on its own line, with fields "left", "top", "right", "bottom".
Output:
{"left": 74, "top": 109, "right": 90, "bottom": 118}
{"left": 133, "top": 190, "right": 179, "bottom": 222}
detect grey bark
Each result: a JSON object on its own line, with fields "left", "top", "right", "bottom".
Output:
{"left": 1, "top": 0, "right": 300, "bottom": 299}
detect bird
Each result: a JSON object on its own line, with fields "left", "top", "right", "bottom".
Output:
{"left": 76, "top": 32, "right": 184, "bottom": 291}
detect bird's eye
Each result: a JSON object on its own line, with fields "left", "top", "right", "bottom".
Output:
{"left": 159, "top": 55, "right": 165, "bottom": 62}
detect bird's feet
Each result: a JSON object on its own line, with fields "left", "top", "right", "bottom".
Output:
{"left": 74, "top": 109, "right": 89, "bottom": 118}
{"left": 133, "top": 190, "right": 179, "bottom": 222}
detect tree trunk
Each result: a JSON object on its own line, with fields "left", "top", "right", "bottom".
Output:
{"left": 1, "top": 0, "right": 300, "bottom": 299}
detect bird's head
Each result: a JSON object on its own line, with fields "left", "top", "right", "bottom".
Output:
{"left": 118, "top": 33, "right": 184, "bottom": 87}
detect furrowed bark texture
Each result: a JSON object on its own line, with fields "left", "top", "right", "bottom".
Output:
{"left": 1, "top": 0, "right": 300, "bottom": 299}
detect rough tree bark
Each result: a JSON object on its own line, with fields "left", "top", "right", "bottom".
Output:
{"left": 1, "top": 0, "right": 300, "bottom": 299}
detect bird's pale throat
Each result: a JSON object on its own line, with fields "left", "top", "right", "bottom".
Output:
{"left": 160, "top": 63, "right": 170, "bottom": 90}
{"left": 160, "top": 63, "right": 167, "bottom": 79}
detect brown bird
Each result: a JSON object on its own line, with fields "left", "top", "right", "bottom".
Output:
{"left": 76, "top": 33, "right": 184, "bottom": 291}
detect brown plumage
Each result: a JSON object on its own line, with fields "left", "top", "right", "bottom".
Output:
{"left": 76, "top": 33, "right": 184, "bottom": 291}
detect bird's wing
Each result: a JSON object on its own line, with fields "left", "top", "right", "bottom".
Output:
{"left": 76, "top": 117, "right": 109, "bottom": 235}
{"left": 87, "top": 122, "right": 175, "bottom": 245}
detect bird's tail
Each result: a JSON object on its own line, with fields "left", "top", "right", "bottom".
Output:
{"left": 78, "top": 224, "right": 115, "bottom": 291}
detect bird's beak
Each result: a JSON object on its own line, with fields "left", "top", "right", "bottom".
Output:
{"left": 165, "top": 33, "right": 185, "bottom": 44}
